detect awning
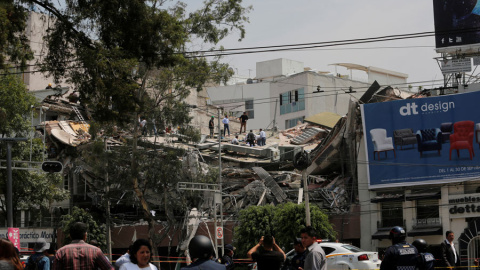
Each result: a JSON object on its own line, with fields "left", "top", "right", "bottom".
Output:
{"left": 405, "top": 192, "right": 441, "bottom": 201}
{"left": 372, "top": 229, "right": 391, "bottom": 240}
{"left": 407, "top": 227, "right": 443, "bottom": 237}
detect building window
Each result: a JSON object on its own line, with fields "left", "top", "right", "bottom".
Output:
{"left": 245, "top": 99, "right": 254, "bottom": 119}
{"left": 280, "top": 88, "right": 305, "bottom": 115}
{"left": 415, "top": 199, "right": 440, "bottom": 226}
{"left": 380, "top": 201, "right": 403, "bottom": 228}
{"left": 285, "top": 116, "right": 305, "bottom": 129}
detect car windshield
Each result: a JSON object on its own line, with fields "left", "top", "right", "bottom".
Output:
{"left": 341, "top": 244, "right": 363, "bottom": 252}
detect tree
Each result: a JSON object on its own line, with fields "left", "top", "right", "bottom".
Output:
{"left": 79, "top": 139, "right": 218, "bottom": 260}
{"left": 60, "top": 206, "right": 107, "bottom": 250}
{"left": 0, "top": 1, "right": 34, "bottom": 71}
{"left": 234, "top": 203, "right": 336, "bottom": 257}
{"left": 0, "top": 73, "right": 69, "bottom": 226}
{"left": 7, "top": 0, "right": 250, "bottom": 262}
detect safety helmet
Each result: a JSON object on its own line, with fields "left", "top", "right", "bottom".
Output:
{"left": 412, "top": 239, "right": 427, "bottom": 252}
{"left": 188, "top": 235, "right": 213, "bottom": 260}
{"left": 389, "top": 226, "right": 406, "bottom": 241}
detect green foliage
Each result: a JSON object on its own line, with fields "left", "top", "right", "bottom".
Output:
{"left": 179, "top": 126, "right": 201, "bottom": 143}
{"left": 0, "top": 72, "right": 36, "bottom": 137}
{"left": 0, "top": 2, "right": 34, "bottom": 70}
{"left": 15, "top": 0, "right": 250, "bottom": 126}
{"left": 0, "top": 74, "right": 68, "bottom": 226}
{"left": 273, "top": 202, "right": 336, "bottom": 246}
{"left": 234, "top": 203, "right": 336, "bottom": 257}
{"left": 60, "top": 206, "right": 107, "bottom": 250}
{"left": 233, "top": 204, "right": 276, "bottom": 256}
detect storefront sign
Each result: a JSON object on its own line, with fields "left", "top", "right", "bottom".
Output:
{"left": 0, "top": 228, "right": 54, "bottom": 243}
{"left": 449, "top": 193, "right": 480, "bottom": 218}
{"left": 8, "top": 228, "right": 20, "bottom": 250}
{"left": 361, "top": 91, "right": 480, "bottom": 189}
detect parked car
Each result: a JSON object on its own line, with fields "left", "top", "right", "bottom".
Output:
{"left": 251, "top": 242, "right": 381, "bottom": 270}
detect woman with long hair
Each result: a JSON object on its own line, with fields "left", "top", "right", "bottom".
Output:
{"left": 119, "top": 239, "right": 158, "bottom": 270}
{"left": 0, "top": 238, "right": 23, "bottom": 270}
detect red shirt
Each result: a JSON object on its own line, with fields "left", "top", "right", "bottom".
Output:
{"left": 53, "top": 240, "right": 113, "bottom": 270}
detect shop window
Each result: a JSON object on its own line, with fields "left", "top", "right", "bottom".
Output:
{"left": 416, "top": 199, "right": 440, "bottom": 226}
{"left": 380, "top": 201, "right": 403, "bottom": 228}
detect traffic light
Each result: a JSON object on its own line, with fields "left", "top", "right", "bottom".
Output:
{"left": 42, "top": 161, "right": 63, "bottom": 173}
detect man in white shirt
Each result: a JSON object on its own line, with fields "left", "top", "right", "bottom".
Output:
{"left": 259, "top": 129, "right": 266, "bottom": 146}
{"left": 440, "top": 230, "right": 459, "bottom": 267}
{"left": 300, "top": 226, "right": 326, "bottom": 270}
{"left": 222, "top": 115, "right": 230, "bottom": 137}
{"left": 114, "top": 245, "right": 131, "bottom": 270}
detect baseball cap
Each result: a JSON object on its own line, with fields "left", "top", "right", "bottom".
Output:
{"left": 225, "top": 244, "right": 235, "bottom": 251}
{"left": 293, "top": 238, "right": 302, "bottom": 245}
{"left": 33, "top": 238, "right": 50, "bottom": 253}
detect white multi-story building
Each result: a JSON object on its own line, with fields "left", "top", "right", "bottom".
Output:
{"left": 207, "top": 58, "right": 408, "bottom": 131}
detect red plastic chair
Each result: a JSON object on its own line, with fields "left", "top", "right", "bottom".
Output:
{"left": 449, "top": 120, "right": 475, "bottom": 160}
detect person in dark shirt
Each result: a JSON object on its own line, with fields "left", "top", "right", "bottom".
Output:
{"left": 247, "top": 235, "right": 285, "bottom": 270}
{"left": 380, "top": 226, "right": 418, "bottom": 270}
{"left": 182, "top": 236, "right": 225, "bottom": 270}
{"left": 217, "top": 244, "right": 235, "bottom": 270}
{"left": 290, "top": 238, "right": 307, "bottom": 270}
{"left": 412, "top": 239, "right": 434, "bottom": 270}
{"left": 209, "top": 116, "right": 215, "bottom": 138}
{"left": 239, "top": 112, "right": 248, "bottom": 133}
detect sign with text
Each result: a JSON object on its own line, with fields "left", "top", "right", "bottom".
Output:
{"left": 361, "top": 91, "right": 480, "bottom": 189}
{"left": 8, "top": 228, "right": 20, "bottom": 250}
{"left": 441, "top": 58, "right": 472, "bottom": 74}
{"left": 448, "top": 193, "right": 480, "bottom": 218}
{"left": 0, "top": 228, "right": 54, "bottom": 243}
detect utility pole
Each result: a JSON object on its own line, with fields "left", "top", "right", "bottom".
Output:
{"left": 303, "top": 170, "right": 311, "bottom": 226}
{"left": 1, "top": 138, "right": 28, "bottom": 228}
{"left": 104, "top": 138, "right": 112, "bottom": 261}
{"left": 217, "top": 107, "right": 224, "bottom": 256}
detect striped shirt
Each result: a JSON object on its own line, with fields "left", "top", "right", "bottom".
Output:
{"left": 53, "top": 240, "right": 113, "bottom": 270}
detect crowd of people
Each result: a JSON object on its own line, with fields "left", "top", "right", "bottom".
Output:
{"left": 3, "top": 222, "right": 476, "bottom": 270}
{"left": 208, "top": 113, "right": 268, "bottom": 147}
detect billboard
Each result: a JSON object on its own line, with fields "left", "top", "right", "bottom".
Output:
{"left": 361, "top": 91, "right": 480, "bottom": 189}
{"left": 433, "top": 0, "right": 480, "bottom": 49}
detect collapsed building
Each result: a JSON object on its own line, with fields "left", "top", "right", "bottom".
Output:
{"left": 27, "top": 78, "right": 421, "bottom": 254}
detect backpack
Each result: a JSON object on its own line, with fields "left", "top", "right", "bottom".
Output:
{"left": 26, "top": 255, "right": 45, "bottom": 270}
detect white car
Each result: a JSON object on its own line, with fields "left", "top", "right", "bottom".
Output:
{"left": 284, "top": 242, "right": 381, "bottom": 270}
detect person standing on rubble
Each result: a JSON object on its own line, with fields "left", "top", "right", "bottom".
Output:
{"left": 222, "top": 115, "right": 230, "bottom": 137}
{"left": 258, "top": 129, "right": 266, "bottom": 146}
{"left": 247, "top": 130, "right": 256, "bottom": 147}
{"left": 239, "top": 112, "right": 248, "bottom": 133}
{"left": 209, "top": 116, "right": 215, "bottom": 138}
